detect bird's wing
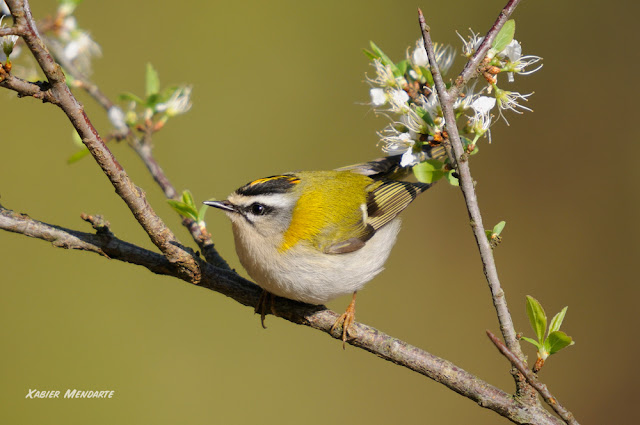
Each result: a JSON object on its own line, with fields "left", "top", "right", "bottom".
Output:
{"left": 324, "top": 180, "right": 432, "bottom": 254}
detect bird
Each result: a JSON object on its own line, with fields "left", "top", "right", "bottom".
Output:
{"left": 204, "top": 155, "right": 436, "bottom": 345}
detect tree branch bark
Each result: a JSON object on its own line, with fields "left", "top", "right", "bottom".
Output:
{"left": 4, "top": 0, "right": 201, "bottom": 282}
{"left": 418, "top": 0, "right": 536, "bottom": 403}
{"left": 0, "top": 204, "right": 563, "bottom": 425}
{"left": 487, "top": 330, "right": 580, "bottom": 425}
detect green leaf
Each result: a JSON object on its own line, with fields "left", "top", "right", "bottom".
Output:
{"left": 158, "top": 85, "right": 179, "bottom": 103}
{"left": 118, "top": 92, "right": 144, "bottom": 104}
{"left": 167, "top": 200, "right": 198, "bottom": 221}
{"left": 396, "top": 60, "right": 409, "bottom": 77}
{"left": 413, "top": 160, "right": 444, "bottom": 183}
{"left": 67, "top": 148, "right": 90, "bottom": 164}
{"left": 520, "top": 336, "right": 542, "bottom": 350}
{"left": 146, "top": 93, "right": 160, "bottom": 109}
{"left": 198, "top": 204, "right": 209, "bottom": 222}
{"left": 370, "top": 41, "right": 394, "bottom": 68}
{"left": 491, "top": 20, "right": 515, "bottom": 54}
{"left": 546, "top": 331, "right": 574, "bottom": 355}
{"left": 549, "top": 306, "right": 568, "bottom": 334}
{"left": 445, "top": 169, "right": 459, "bottom": 186}
{"left": 493, "top": 221, "right": 506, "bottom": 236}
{"left": 181, "top": 190, "right": 196, "bottom": 208}
{"left": 526, "top": 295, "right": 547, "bottom": 342}
{"left": 362, "top": 48, "right": 377, "bottom": 61}
{"left": 414, "top": 106, "right": 435, "bottom": 127}
{"left": 419, "top": 66, "right": 434, "bottom": 87}
{"left": 145, "top": 63, "right": 160, "bottom": 98}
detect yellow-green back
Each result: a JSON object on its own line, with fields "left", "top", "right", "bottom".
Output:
{"left": 279, "top": 171, "right": 376, "bottom": 252}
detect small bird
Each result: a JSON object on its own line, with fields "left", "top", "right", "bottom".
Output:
{"left": 205, "top": 157, "right": 433, "bottom": 344}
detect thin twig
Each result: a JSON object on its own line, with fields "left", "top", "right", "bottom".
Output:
{"left": 487, "top": 330, "right": 580, "bottom": 425}
{"left": 39, "top": 27, "right": 228, "bottom": 269}
{"left": 4, "top": 0, "right": 201, "bottom": 282}
{"left": 418, "top": 5, "right": 534, "bottom": 401}
{"left": 131, "top": 134, "right": 229, "bottom": 268}
{"left": 0, "top": 26, "right": 20, "bottom": 36}
{"left": 43, "top": 36, "right": 115, "bottom": 110}
{"left": 0, "top": 73, "right": 56, "bottom": 102}
{"left": 451, "top": 0, "right": 522, "bottom": 98}
{"left": 0, "top": 204, "right": 563, "bottom": 425}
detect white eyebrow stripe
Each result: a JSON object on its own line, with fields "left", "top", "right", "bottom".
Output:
{"left": 228, "top": 193, "right": 296, "bottom": 210}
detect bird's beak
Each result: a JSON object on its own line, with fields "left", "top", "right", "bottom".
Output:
{"left": 203, "top": 200, "right": 236, "bottom": 213}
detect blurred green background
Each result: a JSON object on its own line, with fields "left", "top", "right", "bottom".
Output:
{"left": 1, "top": 0, "right": 638, "bottom": 423}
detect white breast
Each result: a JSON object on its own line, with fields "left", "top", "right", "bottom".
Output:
{"left": 232, "top": 219, "right": 401, "bottom": 304}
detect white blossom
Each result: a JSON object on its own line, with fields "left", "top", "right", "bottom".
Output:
{"left": 369, "top": 88, "right": 386, "bottom": 106}
{"left": 458, "top": 30, "right": 483, "bottom": 58}
{"left": 367, "top": 59, "right": 406, "bottom": 88}
{"left": 411, "top": 41, "right": 428, "bottom": 67}
{"left": 433, "top": 43, "right": 456, "bottom": 75}
{"left": 469, "top": 96, "right": 495, "bottom": 137}
{"left": 108, "top": 106, "right": 128, "bottom": 132}
{"left": 378, "top": 126, "right": 414, "bottom": 155}
{"left": 411, "top": 41, "right": 455, "bottom": 75}
{"left": 156, "top": 86, "right": 193, "bottom": 117}
{"left": 387, "top": 89, "right": 410, "bottom": 113}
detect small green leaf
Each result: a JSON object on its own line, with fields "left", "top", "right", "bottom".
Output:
{"left": 158, "top": 85, "right": 179, "bottom": 103}
{"left": 419, "top": 66, "right": 434, "bottom": 87}
{"left": 396, "top": 60, "right": 409, "bottom": 77}
{"left": 491, "top": 20, "right": 515, "bottom": 54}
{"left": 198, "top": 204, "right": 209, "bottom": 223}
{"left": 445, "top": 169, "right": 459, "bottom": 186}
{"left": 520, "top": 336, "right": 542, "bottom": 350}
{"left": 167, "top": 200, "right": 198, "bottom": 221}
{"left": 526, "top": 295, "right": 547, "bottom": 342}
{"left": 362, "top": 48, "right": 377, "bottom": 61}
{"left": 413, "top": 160, "right": 445, "bottom": 183}
{"left": 549, "top": 306, "right": 568, "bottom": 334}
{"left": 493, "top": 221, "right": 506, "bottom": 236}
{"left": 118, "top": 92, "right": 144, "bottom": 104}
{"left": 546, "top": 331, "right": 574, "bottom": 355}
{"left": 146, "top": 93, "right": 160, "bottom": 109}
{"left": 145, "top": 63, "right": 160, "bottom": 98}
{"left": 370, "top": 41, "right": 394, "bottom": 68}
{"left": 181, "top": 190, "right": 196, "bottom": 208}
{"left": 414, "top": 106, "right": 435, "bottom": 127}
{"left": 67, "top": 148, "right": 90, "bottom": 164}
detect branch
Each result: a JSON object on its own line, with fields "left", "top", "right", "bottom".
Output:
{"left": 418, "top": 3, "right": 534, "bottom": 401}
{"left": 487, "top": 330, "right": 580, "bottom": 425}
{"left": 0, "top": 205, "right": 177, "bottom": 276}
{"left": 452, "top": 0, "right": 522, "bottom": 97}
{"left": 38, "top": 27, "right": 228, "bottom": 269}
{"left": 0, "top": 73, "right": 56, "bottom": 102}
{"left": 4, "top": 0, "right": 200, "bottom": 281}
{"left": 0, "top": 204, "right": 562, "bottom": 425}
{"left": 130, "top": 132, "right": 229, "bottom": 269}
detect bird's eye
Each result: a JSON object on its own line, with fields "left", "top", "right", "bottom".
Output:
{"left": 249, "top": 203, "right": 268, "bottom": 216}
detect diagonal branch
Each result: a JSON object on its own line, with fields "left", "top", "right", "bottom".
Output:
{"left": 39, "top": 29, "right": 228, "bottom": 269}
{"left": 487, "top": 330, "right": 580, "bottom": 425}
{"left": 418, "top": 2, "right": 534, "bottom": 401}
{"left": 4, "top": 0, "right": 200, "bottom": 282}
{"left": 451, "top": 0, "right": 522, "bottom": 97}
{"left": 0, "top": 204, "right": 563, "bottom": 425}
